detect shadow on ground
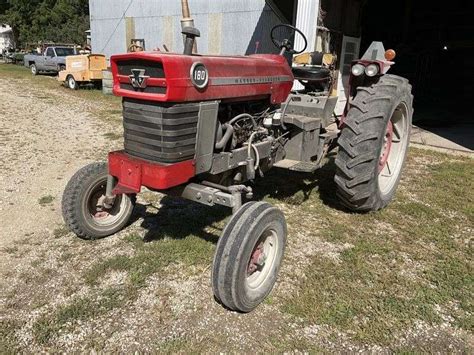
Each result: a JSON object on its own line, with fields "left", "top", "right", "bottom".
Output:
{"left": 131, "top": 154, "right": 346, "bottom": 244}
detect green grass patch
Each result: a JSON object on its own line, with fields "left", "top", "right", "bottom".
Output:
{"left": 0, "top": 63, "right": 121, "bottom": 111}
{"left": 32, "top": 287, "right": 134, "bottom": 345}
{"left": 2, "top": 246, "right": 19, "bottom": 255}
{"left": 0, "top": 319, "right": 21, "bottom": 354}
{"left": 38, "top": 195, "right": 54, "bottom": 206}
{"left": 85, "top": 234, "right": 215, "bottom": 287}
{"left": 53, "top": 225, "right": 70, "bottom": 239}
{"left": 282, "top": 149, "right": 474, "bottom": 345}
{"left": 103, "top": 132, "right": 122, "bottom": 140}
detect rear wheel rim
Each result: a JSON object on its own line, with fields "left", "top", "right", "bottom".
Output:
{"left": 68, "top": 77, "right": 76, "bottom": 89}
{"left": 378, "top": 102, "right": 409, "bottom": 195}
{"left": 31, "top": 65, "right": 36, "bottom": 74}
{"left": 83, "top": 178, "right": 127, "bottom": 228}
{"left": 246, "top": 229, "right": 279, "bottom": 290}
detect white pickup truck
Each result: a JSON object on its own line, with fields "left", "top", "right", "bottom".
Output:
{"left": 24, "top": 46, "right": 77, "bottom": 75}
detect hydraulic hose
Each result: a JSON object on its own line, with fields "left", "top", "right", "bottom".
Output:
{"left": 215, "top": 123, "right": 234, "bottom": 150}
{"left": 229, "top": 113, "right": 257, "bottom": 129}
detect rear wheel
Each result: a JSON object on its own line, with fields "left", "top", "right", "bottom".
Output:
{"left": 67, "top": 75, "right": 78, "bottom": 90}
{"left": 335, "top": 74, "right": 413, "bottom": 212}
{"left": 212, "top": 202, "right": 287, "bottom": 312}
{"left": 30, "top": 64, "right": 38, "bottom": 75}
{"left": 62, "top": 162, "right": 135, "bottom": 240}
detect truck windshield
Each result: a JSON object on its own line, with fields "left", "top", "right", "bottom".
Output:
{"left": 55, "top": 48, "right": 75, "bottom": 57}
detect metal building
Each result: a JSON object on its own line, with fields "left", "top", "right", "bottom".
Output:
{"left": 89, "top": 0, "right": 320, "bottom": 59}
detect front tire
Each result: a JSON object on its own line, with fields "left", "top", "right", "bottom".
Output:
{"left": 62, "top": 162, "right": 135, "bottom": 240}
{"left": 212, "top": 202, "right": 287, "bottom": 312}
{"left": 335, "top": 74, "right": 413, "bottom": 212}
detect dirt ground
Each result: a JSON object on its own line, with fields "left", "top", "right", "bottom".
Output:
{"left": 1, "top": 66, "right": 473, "bottom": 353}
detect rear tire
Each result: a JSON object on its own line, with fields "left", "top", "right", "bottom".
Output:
{"left": 30, "top": 64, "right": 38, "bottom": 75}
{"left": 62, "top": 162, "right": 136, "bottom": 240}
{"left": 212, "top": 202, "right": 287, "bottom": 312}
{"left": 335, "top": 74, "right": 413, "bottom": 212}
{"left": 67, "top": 75, "right": 78, "bottom": 90}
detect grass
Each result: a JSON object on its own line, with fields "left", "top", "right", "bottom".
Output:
{"left": 0, "top": 63, "right": 121, "bottom": 112}
{"left": 38, "top": 195, "right": 54, "bottom": 206}
{"left": 30, "top": 201, "right": 226, "bottom": 344}
{"left": 281, "top": 150, "right": 473, "bottom": 346}
{"left": 83, "top": 201, "right": 228, "bottom": 288}
{"left": 103, "top": 132, "right": 122, "bottom": 140}
{"left": 53, "top": 225, "right": 70, "bottom": 239}
{"left": 33, "top": 287, "right": 134, "bottom": 345}
{"left": 0, "top": 320, "right": 21, "bottom": 354}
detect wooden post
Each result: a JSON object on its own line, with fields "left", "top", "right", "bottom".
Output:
{"left": 125, "top": 17, "right": 136, "bottom": 52}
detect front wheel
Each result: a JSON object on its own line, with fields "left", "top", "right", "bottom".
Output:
{"left": 335, "top": 74, "right": 413, "bottom": 212}
{"left": 62, "top": 162, "right": 135, "bottom": 240}
{"left": 212, "top": 202, "right": 287, "bottom": 312}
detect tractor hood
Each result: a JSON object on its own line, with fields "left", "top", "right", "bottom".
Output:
{"left": 110, "top": 52, "right": 294, "bottom": 104}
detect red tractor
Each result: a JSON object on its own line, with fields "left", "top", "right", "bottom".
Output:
{"left": 62, "top": 24, "right": 413, "bottom": 312}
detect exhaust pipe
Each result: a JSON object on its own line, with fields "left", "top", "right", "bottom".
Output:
{"left": 181, "top": 0, "right": 198, "bottom": 54}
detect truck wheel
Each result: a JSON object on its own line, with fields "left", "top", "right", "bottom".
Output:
{"left": 30, "top": 64, "right": 38, "bottom": 75}
{"left": 335, "top": 74, "right": 413, "bottom": 212}
{"left": 67, "top": 75, "right": 78, "bottom": 90}
{"left": 212, "top": 202, "right": 287, "bottom": 312}
{"left": 62, "top": 162, "right": 136, "bottom": 240}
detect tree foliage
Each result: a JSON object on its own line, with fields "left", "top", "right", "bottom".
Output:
{"left": 0, "top": 0, "right": 89, "bottom": 47}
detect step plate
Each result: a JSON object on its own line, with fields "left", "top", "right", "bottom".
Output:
{"left": 274, "top": 159, "right": 318, "bottom": 173}
{"left": 289, "top": 162, "right": 319, "bottom": 173}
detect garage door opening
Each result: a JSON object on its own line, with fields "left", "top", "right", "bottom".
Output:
{"left": 360, "top": 0, "right": 473, "bottom": 150}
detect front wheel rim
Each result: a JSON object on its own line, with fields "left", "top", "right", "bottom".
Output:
{"left": 83, "top": 178, "right": 128, "bottom": 228}
{"left": 378, "top": 102, "right": 409, "bottom": 195}
{"left": 246, "top": 229, "right": 279, "bottom": 290}
{"left": 69, "top": 78, "right": 75, "bottom": 89}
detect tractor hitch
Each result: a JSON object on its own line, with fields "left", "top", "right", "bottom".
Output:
{"left": 182, "top": 181, "right": 253, "bottom": 213}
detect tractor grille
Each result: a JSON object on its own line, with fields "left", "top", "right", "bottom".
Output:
{"left": 116, "top": 59, "right": 165, "bottom": 78}
{"left": 119, "top": 83, "right": 166, "bottom": 94}
{"left": 123, "top": 98, "right": 200, "bottom": 164}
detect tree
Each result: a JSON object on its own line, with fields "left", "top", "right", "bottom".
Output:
{"left": 0, "top": 0, "right": 89, "bottom": 47}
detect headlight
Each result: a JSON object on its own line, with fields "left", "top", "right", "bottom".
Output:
{"left": 365, "top": 64, "right": 380, "bottom": 77}
{"left": 351, "top": 64, "right": 365, "bottom": 77}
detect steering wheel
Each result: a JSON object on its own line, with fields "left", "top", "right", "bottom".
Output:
{"left": 271, "top": 24, "right": 308, "bottom": 55}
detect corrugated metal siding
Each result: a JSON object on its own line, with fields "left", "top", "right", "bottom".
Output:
{"left": 90, "top": 0, "right": 284, "bottom": 59}
{"left": 294, "top": 0, "right": 319, "bottom": 52}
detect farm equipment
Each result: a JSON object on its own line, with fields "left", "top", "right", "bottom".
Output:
{"left": 62, "top": 23, "right": 413, "bottom": 312}
{"left": 58, "top": 54, "right": 108, "bottom": 90}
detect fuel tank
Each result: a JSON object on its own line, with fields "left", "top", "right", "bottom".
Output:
{"left": 111, "top": 52, "right": 294, "bottom": 104}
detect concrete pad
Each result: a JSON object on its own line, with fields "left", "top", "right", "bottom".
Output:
{"left": 410, "top": 123, "right": 473, "bottom": 155}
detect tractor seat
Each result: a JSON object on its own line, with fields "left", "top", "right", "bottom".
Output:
{"left": 292, "top": 66, "right": 331, "bottom": 82}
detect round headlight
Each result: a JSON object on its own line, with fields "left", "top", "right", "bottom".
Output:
{"left": 351, "top": 64, "right": 365, "bottom": 77}
{"left": 365, "top": 64, "right": 380, "bottom": 77}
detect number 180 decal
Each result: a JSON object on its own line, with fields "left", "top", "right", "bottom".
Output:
{"left": 190, "top": 63, "right": 209, "bottom": 89}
